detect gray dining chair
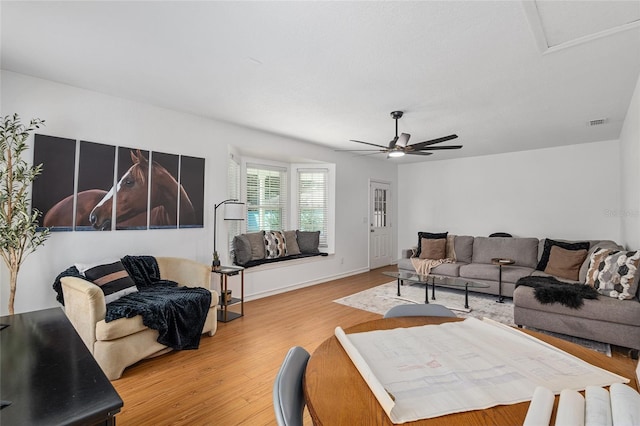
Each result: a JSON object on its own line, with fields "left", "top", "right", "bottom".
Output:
{"left": 384, "top": 303, "right": 457, "bottom": 318}
{"left": 273, "top": 346, "right": 310, "bottom": 426}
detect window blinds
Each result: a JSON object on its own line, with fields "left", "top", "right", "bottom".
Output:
{"left": 297, "top": 168, "right": 328, "bottom": 247}
{"left": 246, "top": 164, "right": 287, "bottom": 232}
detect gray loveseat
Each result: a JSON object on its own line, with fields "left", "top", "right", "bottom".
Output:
{"left": 398, "top": 235, "right": 640, "bottom": 352}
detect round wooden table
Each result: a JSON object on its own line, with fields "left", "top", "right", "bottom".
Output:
{"left": 304, "top": 317, "right": 638, "bottom": 425}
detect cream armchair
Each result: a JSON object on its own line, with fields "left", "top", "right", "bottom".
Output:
{"left": 61, "top": 257, "right": 218, "bottom": 380}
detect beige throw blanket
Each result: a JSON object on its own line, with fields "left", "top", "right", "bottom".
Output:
{"left": 410, "top": 257, "right": 453, "bottom": 276}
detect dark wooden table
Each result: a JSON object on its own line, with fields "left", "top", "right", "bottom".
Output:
{"left": 0, "top": 307, "right": 123, "bottom": 425}
{"left": 305, "top": 317, "right": 638, "bottom": 425}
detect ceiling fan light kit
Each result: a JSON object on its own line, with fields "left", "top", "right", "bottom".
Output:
{"left": 338, "top": 111, "right": 463, "bottom": 159}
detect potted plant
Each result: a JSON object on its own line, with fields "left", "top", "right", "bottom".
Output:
{"left": 0, "top": 114, "right": 50, "bottom": 315}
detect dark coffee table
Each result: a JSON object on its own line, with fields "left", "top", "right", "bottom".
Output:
{"left": 383, "top": 271, "right": 490, "bottom": 311}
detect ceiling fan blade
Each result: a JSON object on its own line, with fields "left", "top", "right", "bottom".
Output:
{"left": 396, "top": 133, "right": 410, "bottom": 148}
{"left": 350, "top": 139, "right": 388, "bottom": 149}
{"left": 388, "top": 136, "right": 399, "bottom": 149}
{"left": 416, "top": 145, "right": 463, "bottom": 151}
{"left": 408, "top": 134, "right": 459, "bottom": 150}
{"left": 405, "top": 151, "right": 433, "bottom": 156}
{"left": 335, "top": 149, "right": 387, "bottom": 152}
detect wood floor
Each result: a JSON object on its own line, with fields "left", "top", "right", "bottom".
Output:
{"left": 111, "top": 265, "right": 635, "bottom": 425}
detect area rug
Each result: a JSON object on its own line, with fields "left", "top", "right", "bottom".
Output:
{"left": 335, "top": 281, "right": 611, "bottom": 356}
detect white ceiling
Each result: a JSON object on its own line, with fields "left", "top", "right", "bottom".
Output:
{"left": 1, "top": 1, "right": 639, "bottom": 163}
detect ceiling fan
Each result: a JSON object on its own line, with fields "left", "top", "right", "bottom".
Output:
{"left": 337, "top": 111, "right": 462, "bottom": 158}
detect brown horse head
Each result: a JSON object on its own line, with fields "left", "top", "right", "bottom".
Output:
{"left": 90, "top": 150, "right": 150, "bottom": 230}
{"left": 89, "top": 149, "right": 195, "bottom": 230}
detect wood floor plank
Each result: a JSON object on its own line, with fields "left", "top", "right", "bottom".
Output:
{"left": 111, "top": 265, "right": 634, "bottom": 425}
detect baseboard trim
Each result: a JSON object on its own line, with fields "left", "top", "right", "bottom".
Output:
{"left": 244, "top": 267, "right": 371, "bottom": 302}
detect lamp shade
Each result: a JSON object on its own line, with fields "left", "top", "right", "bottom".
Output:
{"left": 224, "top": 202, "right": 245, "bottom": 220}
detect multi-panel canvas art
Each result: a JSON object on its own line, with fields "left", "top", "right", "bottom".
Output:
{"left": 32, "top": 135, "right": 205, "bottom": 231}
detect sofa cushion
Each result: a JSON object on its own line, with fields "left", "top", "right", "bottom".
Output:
{"left": 233, "top": 234, "right": 252, "bottom": 265}
{"left": 265, "top": 231, "right": 287, "bottom": 259}
{"left": 430, "top": 262, "right": 464, "bottom": 277}
{"left": 297, "top": 230, "right": 320, "bottom": 254}
{"left": 77, "top": 259, "right": 138, "bottom": 304}
{"left": 415, "top": 232, "right": 447, "bottom": 258}
{"left": 536, "top": 238, "right": 589, "bottom": 271}
{"left": 245, "top": 231, "right": 266, "bottom": 260}
{"left": 590, "top": 249, "right": 640, "bottom": 300}
{"left": 514, "top": 285, "right": 640, "bottom": 325}
{"left": 96, "top": 288, "right": 218, "bottom": 341}
{"left": 530, "top": 270, "right": 580, "bottom": 284}
{"left": 471, "top": 237, "right": 539, "bottom": 268}
{"left": 459, "top": 263, "right": 534, "bottom": 284}
{"left": 453, "top": 236, "right": 474, "bottom": 264}
{"left": 283, "top": 230, "right": 301, "bottom": 255}
{"left": 419, "top": 238, "right": 446, "bottom": 259}
{"left": 544, "top": 246, "right": 588, "bottom": 281}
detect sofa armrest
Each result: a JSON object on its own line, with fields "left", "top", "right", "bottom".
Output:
{"left": 402, "top": 247, "right": 417, "bottom": 259}
{"left": 60, "top": 276, "right": 106, "bottom": 353}
{"left": 156, "top": 257, "right": 211, "bottom": 289}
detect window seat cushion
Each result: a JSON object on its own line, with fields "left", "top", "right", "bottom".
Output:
{"left": 237, "top": 252, "right": 328, "bottom": 268}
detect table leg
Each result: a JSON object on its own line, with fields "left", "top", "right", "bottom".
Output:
{"left": 497, "top": 265, "right": 504, "bottom": 303}
{"left": 464, "top": 282, "right": 469, "bottom": 309}
{"left": 397, "top": 278, "right": 401, "bottom": 296}
{"left": 431, "top": 277, "right": 436, "bottom": 301}
{"left": 424, "top": 280, "right": 429, "bottom": 304}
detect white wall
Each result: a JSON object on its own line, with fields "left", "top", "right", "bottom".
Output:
{"left": 0, "top": 71, "right": 397, "bottom": 315}
{"left": 619, "top": 73, "right": 640, "bottom": 249}
{"left": 397, "top": 141, "right": 621, "bottom": 252}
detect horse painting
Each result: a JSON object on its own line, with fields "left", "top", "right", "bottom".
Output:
{"left": 89, "top": 150, "right": 195, "bottom": 230}
{"left": 44, "top": 189, "right": 108, "bottom": 228}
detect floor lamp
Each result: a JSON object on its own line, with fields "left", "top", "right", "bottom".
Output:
{"left": 213, "top": 199, "right": 245, "bottom": 269}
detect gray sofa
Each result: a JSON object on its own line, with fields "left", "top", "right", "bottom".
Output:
{"left": 398, "top": 235, "right": 640, "bottom": 351}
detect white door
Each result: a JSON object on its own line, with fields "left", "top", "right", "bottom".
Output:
{"left": 369, "top": 180, "right": 392, "bottom": 269}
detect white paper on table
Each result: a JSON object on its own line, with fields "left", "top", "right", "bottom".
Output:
{"left": 524, "top": 386, "right": 555, "bottom": 426}
{"left": 335, "top": 317, "right": 629, "bottom": 424}
{"left": 555, "top": 389, "right": 584, "bottom": 426}
{"left": 585, "top": 385, "right": 612, "bottom": 426}
{"left": 610, "top": 383, "right": 640, "bottom": 425}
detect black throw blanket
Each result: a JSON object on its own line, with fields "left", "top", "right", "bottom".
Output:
{"left": 515, "top": 276, "right": 599, "bottom": 309}
{"left": 52, "top": 256, "right": 211, "bottom": 350}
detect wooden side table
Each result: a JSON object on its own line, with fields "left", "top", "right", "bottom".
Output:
{"left": 212, "top": 265, "right": 245, "bottom": 322}
{"left": 491, "top": 258, "right": 514, "bottom": 303}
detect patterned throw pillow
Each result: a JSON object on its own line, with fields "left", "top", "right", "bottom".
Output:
{"left": 76, "top": 259, "right": 138, "bottom": 304}
{"left": 264, "top": 231, "right": 287, "bottom": 259}
{"left": 585, "top": 248, "right": 611, "bottom": 286}
{"left": 588, "top": 249, "right": 640, "bottom": 300}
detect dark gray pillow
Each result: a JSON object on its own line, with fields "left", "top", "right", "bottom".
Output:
{"left": 233, "top": 234, "right": 252, "bottom": 265}
{"left": 245, "top": 231, "right": 266, "bottom": 260}
{"left": 296, "top": 230, "right": 320, "bottom": 254}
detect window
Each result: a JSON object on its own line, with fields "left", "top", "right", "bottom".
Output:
{"left": 245, "top": 164, "right": 287, "bottom": 232}
{"left": 297, "top": 168, "right": 328, "bottom": 247}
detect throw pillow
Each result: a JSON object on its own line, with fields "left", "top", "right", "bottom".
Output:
{"left": 585, "top": 247, "right": 611, "bottom": 287}
{"left": 232, "top": 234, "right": 252, "bottom": 266}
{"left": 419, "top": 238, "right": 447, "bottom": 260}
{"left": 415, "top": 232, "right": 448, "bottom": 258}
{"left": 296, "top": 230, "right": 320, "bottom": 254}
{"left": 591, "top": 249, "right": 640, "bottom": 300}
{"left": 76, "top": 259, "right": 138, "bottom": 304}
{"left": 265, "top": 231, "right": 287, "bottom": 259}
{"left": 543, "top": 245, "right": 588, "bottom": 281}
{"left": 283, "top": 230, "right": 301, "bottom": 255}
{"left": 536, "top": 239, "right": 590, "bottom": 271}
{"left": 245, "top": 231, "right": 266, "bottom": 260}
{"left": 445, "top": 234, "right": 457, "bottom": 261}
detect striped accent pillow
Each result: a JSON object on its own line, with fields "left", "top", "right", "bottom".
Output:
{"left": 76, "top": 259, "right": 138, "bottom": 304}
